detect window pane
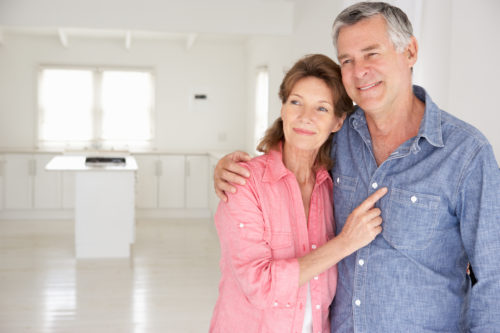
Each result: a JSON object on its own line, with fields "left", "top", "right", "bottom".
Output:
{"left": 254, "top": 67, "right": 269, "bottom": 152}
{"left": 101, "top": 71, "right": 153, "bottom": 142}
{"left": 39, "top": 69, "right": 93, "bottom": 143}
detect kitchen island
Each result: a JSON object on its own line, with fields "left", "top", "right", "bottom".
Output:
{"left": 46, "top": 155, "right": 137, "bottom": 258}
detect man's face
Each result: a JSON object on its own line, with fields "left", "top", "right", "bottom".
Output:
{"left": 336, "top": 15, "right": 416, "bottom": 115}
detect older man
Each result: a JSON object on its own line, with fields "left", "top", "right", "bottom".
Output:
{"left": 214, "top": 2, "right": 500, "bottom": 332}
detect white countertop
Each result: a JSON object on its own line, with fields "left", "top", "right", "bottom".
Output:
{"left": 46, "top": 156, "right": 138, "bottom": 171}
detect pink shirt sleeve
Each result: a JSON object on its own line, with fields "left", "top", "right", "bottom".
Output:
{"left": 215, "top": 171, "right": 301, "bottom": 309}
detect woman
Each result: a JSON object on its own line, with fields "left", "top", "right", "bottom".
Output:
{"left": 210, "top": 54, "right": 386, "bottom": 333}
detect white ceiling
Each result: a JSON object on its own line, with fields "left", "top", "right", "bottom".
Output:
{"left": 0, "top": 0, "right": 295, "bottom": 42}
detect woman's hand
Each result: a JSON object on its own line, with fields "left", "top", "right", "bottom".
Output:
{"left": 337, "top": 187, "right": 388, "bottom": 253}
{"left": 214, "top": 151, "right": 252, "bottom": 202}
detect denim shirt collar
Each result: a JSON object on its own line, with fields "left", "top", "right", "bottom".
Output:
{"left": 349, "top": 85, "right": 444, "bottom": 149}
{"left": 262, "top": 142, "right": 331, "bottom": 186}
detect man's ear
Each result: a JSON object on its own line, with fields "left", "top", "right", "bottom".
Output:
{"left": 406, "top": 36, "right": 418, "bottom": 68}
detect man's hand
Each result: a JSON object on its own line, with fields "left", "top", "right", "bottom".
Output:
{"left": 214, "top": 151, "right": 252, "bottom": 202}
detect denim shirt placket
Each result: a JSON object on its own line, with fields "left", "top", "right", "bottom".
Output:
{"left": 350, "top": 117, "right": 419, "bottom": 333}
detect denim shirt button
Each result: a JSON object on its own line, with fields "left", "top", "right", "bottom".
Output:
{"left": 358, "top": 259, "right": 365, "bottom": 266}
{"left": 355, "top": 299, "right": 361, "bottom": 306}
{"left": 372, "top": 182, "right": 378, "bottom": 189}
{"left": 411, "top": 195, "right": 418, "bottom": 203}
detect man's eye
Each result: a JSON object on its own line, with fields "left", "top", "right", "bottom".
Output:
{"left": 342, "top": 59, "right": 351, "bottom": 65}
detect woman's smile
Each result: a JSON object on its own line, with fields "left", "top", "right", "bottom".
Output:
{"left": 293, "top": 127, "right": 316, "bottom": 135}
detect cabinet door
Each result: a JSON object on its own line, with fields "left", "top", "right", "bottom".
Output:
{"left": 4, "top": 154, "right": 32, "bottom": 210}
{"left": 135, "top": 155, "right": 158, "bottom": 209}
{"left": 0, "top": 158, "right": 4, "bottom": 211}
{"left": 33, "top": 154, "right": 62, "bottom": 209}
{"left": 208, "top": 156, "right": 220, "bottom": 215}
{"left": 158, "top": 155, "right": 185, "bottom": 208}
{"left": 185, "top": 155, "right": 209, "bottom": 208}
{"left": 62, "top": 171, "right": 75, "bottom": 209}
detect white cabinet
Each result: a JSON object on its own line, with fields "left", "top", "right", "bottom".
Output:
{"left": 0, "top": 158, "right": 4, "bottom": 211}
{"left": 33, "top": 154, "right": 61, "bottom": 209}
{"left": 4, "top": 154, "right": 32, "bottom": 210}
{"left": 134, "top": 154, "right": 209, "bottom": 216}
{"left": 208, "top": 155, "right": 220, "bottom": 216}
{"left": 158, "top": 155, "right": 185, "bottom": 208}
{"left": 185, "top": 155, "right": 209, "bottom": 208}
{"left": 135, "top": 155, "right": 158, "bottom": 208}
{"left": 1, "top": 153, "right": 72, "bottom": 216}
{"left": 62, "top": 172, "right": 75, "bottom": 209}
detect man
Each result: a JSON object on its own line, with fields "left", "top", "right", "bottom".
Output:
{"left": 214, "top": 2, "right": 500, "bottom": 332}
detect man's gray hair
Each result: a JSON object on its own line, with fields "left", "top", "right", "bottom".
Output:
{"left": 332, "top": 2, "right": 413, "bottom": 53}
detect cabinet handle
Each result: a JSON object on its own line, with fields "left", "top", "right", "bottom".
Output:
{"left": 155, "top": 160, "right": 162, "bottom": 177}
{"left": 30, "top": 159, "right": 37, "bottom": 176}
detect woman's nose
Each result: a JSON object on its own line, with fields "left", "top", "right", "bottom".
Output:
{"left": 298, "top": 105, "right": 314, "bottom": 121}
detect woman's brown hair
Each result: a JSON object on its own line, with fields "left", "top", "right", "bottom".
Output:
{"left": 257, "top": 54, "right": 353, "bottom": 170}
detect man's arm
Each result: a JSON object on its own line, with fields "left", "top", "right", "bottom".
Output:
{"left": 214, "top": 151, "right": 252, "bottom": 202}
{"left": 458, "top": 144, "right": 500, "bottom": 331}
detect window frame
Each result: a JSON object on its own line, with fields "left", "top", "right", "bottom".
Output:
{"left": 36, "top": 64, "right": 156, "bottom": 151}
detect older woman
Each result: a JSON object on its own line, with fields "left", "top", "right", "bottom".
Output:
{"left": 209, "top": 54, "right": 386, "bottom": 333}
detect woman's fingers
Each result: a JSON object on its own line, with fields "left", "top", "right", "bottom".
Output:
{"left": 354, "top": 187, "right": 388, "bottom": 213}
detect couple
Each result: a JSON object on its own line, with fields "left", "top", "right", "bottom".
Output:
{"left": 210, "top": 2, "right": 500, "bottom": 332}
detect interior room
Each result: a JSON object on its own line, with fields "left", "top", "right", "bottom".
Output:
{"left": 0, "top": 0, "right": 498, "bottom": 332}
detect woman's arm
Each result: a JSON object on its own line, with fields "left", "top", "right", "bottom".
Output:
{"left": 215, "top": 171, "right": 301, "bottom": 309}
{"left": 298, "top": 188, "right": 387, "bottom": 286}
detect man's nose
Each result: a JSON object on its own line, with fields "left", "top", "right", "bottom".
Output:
{"left": 353, "top": 59, "right": 369, "bottom": 79}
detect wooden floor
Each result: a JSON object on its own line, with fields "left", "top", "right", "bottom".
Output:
{"left": 0, "top": 218, "right": 221, "bottom": 333}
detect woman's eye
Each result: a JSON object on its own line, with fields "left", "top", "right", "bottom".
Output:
{"left": 290, "top": 100, "right": 300, "bottom": 105}
{"left": 318, "top": 106, "right": 329, "bottom": 112}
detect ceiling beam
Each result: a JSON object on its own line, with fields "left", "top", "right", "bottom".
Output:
{"left": 186, "top": 33, "right": 197, "bottom": 51}
{"left": 58, "top": 28, "right": 68, "bottom": 47}
{"left": 125, "top": 30, "right": 132, "bottom": 50}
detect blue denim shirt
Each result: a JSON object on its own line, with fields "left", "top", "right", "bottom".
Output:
{"left": 330, "top": 85, "right": 500, "bottom": 332}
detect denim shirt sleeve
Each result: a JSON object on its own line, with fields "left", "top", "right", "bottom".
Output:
{"left": 457, "top": 143, "right": 500, "bottom": 331}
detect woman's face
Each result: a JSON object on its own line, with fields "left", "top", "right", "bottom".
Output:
{"left": 281, "top": 76, "right": 345, "bottom": 152}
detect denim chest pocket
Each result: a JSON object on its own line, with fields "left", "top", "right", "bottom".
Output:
{"left": 332, "top": 173, "right": 358, "bottom": 230}
{"left": 383, "top": 187, "right": 441, "bottom": 250}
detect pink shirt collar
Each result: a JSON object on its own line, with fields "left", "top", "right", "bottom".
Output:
{"left": 262, "top": 143, "right": 332, "bottom": 186}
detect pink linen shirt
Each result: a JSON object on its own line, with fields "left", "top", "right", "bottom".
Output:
{"left": 210, "top": 147, "right": 337, "bottom": 333}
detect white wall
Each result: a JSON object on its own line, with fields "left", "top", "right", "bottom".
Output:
{"left": 0, "top": 33, "right": 248, "bottom": 152}
{"left": 1, "top": 0, "right": 499, "bottom": 161}
{"left": 447, "top": 0, "right": 500, "bottom": 161}
{"left": 245, "top": 0, "right": 500, "bottom": 162}
{"left": 244, "top": 36, "right": 293, "bottom": 153}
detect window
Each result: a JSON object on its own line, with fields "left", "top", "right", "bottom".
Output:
{"left": 253, "top": 66, "right": 269, "bottom": 153}
{"left": 38, "top": 66, "right": 154, "bottom": 150}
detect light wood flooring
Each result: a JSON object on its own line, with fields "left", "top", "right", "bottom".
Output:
{"left": 0, "top": 218, "right": 221, "bottom": 333}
